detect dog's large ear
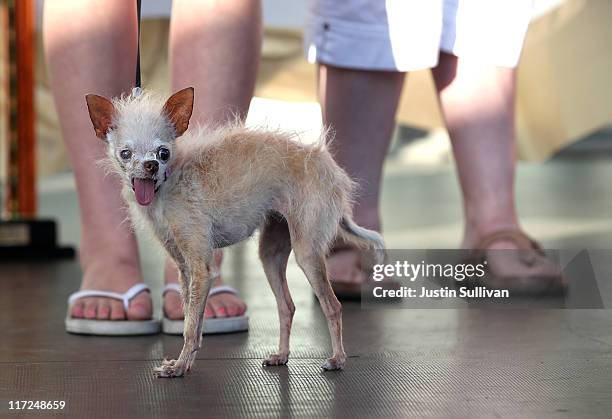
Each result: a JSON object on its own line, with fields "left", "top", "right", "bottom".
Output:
{"left": 85, "top": 94, "right": 115, "bottom": 141}
{"left": 163, "top": 87, "right": 194, "bottom": 137}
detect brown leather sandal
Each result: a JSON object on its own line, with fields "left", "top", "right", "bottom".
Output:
{"left": 463, "top": 230, "right": 567, "bottom": 295}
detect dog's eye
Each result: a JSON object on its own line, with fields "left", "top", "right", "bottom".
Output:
{"left": 120, "top": 149, "right": 132, "bottom": 160}
{"left": 157, "top": 147, "right": 170, "bottom": 161}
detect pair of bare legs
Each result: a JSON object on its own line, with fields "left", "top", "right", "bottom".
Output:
{"left": 44, "top": 0, "right": 260, "bottom": 321}
{"left": 320, "top": 54, "right": 523, "bottom": 285}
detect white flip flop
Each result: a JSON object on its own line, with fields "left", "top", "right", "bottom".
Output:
{"left": 161, "top": 282, "right": 249, "bottom": 335}
{"left": 65, "top": 283, "right": 160, "bottom": 336}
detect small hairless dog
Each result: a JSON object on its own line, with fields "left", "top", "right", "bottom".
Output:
{"left": 85, "top": 88, "right": 384, "bottom": 377}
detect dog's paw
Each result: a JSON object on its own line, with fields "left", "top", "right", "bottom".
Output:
{"left": 321, "top": 357, "right": 345, "bottom": 371}
{"left": 161, "top": 358, "right": 176, "bottom": 367}
{"left": 262, "top": 353, "right": 288, "bottom": 367}
{"left": 154, "top": 359, "right": 186, "bottom": 378}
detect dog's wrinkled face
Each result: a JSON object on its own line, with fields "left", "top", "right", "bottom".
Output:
{"left": 85, "top": 87, "right": 194, "bottom": 206}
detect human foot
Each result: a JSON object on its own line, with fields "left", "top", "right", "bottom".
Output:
{"left": 163, "top": 251, "right": 247, "bottom": 321}
{"left": 326, "top": 248, "right": 370, "bottom": 287}
{"left": 462, "top": 229, "right": 567, "bottom": 294}
{"left": 325, "top": 211, "right": 383, "bottom": 299}
{"left": 69, "top": 257, "right": 152, "bottom": 321}
{"left": 163, "top": 275, "right": 248, "bottom": 320}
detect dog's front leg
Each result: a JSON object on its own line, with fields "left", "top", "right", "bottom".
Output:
{"left": 155, "top": 255, "right": 212, "bottom": 378}
{"left": 155, "top": 229, "right": 213, "bottom": 378}
{"left": 182, "top": 257, "right": 213, "bottom": 369}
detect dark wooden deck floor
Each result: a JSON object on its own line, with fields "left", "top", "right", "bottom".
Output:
{"left": 2, "top": 159, "right": 612, "bottom": 418}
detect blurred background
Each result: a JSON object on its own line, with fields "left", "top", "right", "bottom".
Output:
{"left": 0, "top": 0, "right": 611, "bottom": 255}
{"left": 20, "top": 0, "right": 612, "bottom": 176}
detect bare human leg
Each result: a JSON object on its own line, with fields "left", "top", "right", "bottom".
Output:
{"left": 163, "top": 0, "right": 262, "bottom": 319}
{"left": 44, "top": 0, "right": 151, "bottom": 321}
{"left": 318, "top": 65, "right": 404, "bottom": 288}
{"left": 433, "top": 52, "right": 564, "bottom": 290}
{"left": 432, "top": 52, "right": 521, "bottom": 249}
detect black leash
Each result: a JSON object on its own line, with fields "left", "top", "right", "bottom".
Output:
{"left": 135, "top": 0, "right": 142, "bottom": 89}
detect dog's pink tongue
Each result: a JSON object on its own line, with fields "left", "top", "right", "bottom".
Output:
{"left": 134, "top": 178, "right": 156, "bottom": 206}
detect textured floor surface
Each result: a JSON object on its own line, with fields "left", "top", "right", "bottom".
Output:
{"left": 1, "top": 159, "right": 612, "bottom": 418}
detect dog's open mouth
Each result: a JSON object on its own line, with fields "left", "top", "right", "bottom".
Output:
{"left": 131, "top": 177, "right": 159, "bottom": 206}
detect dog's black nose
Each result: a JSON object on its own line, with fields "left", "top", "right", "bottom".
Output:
{"left": 143, "top": 160, "right": 159, "bottom": 175}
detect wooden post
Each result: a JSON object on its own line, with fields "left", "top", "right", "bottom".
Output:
{"left": 5, "top": 0, "right": 35, "bottom": 218}
{"left": 0, "top": 0, "right": 73, "bottom": 259}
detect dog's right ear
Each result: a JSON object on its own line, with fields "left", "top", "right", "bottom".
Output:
{"left": 85, "top": 94, "right": 115, "bottom": 140}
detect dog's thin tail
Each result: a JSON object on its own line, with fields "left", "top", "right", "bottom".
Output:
{"left": 338, "top": 216, "right": 386, "bottom": 265}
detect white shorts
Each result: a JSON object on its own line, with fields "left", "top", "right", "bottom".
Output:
{"left": 304, "top": 0, "right": 533, "bottom": 71}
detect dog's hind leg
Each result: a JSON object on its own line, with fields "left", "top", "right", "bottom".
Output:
{"left": 259, "top": 214, "right": 294, "bottom": 366}
{"left": 291, "top": 235, "right": 346, "bottom": 371}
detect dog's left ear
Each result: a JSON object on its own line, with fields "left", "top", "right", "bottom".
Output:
{"left": 163, "top": 87, "right": 194, "bottom": 137}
